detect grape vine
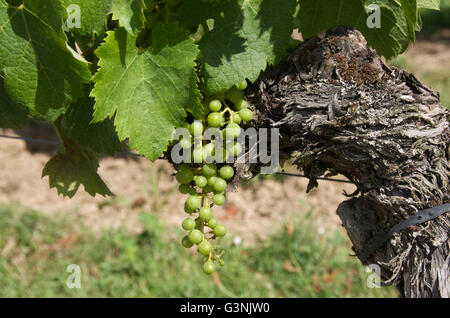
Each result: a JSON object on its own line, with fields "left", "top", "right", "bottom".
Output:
{"left": 0, "top": 0, "right": 440, "bottom": 275}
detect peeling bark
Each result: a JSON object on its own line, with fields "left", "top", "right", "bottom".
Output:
{"left": 245, "top": 26, "right": 450, "bottom": 298}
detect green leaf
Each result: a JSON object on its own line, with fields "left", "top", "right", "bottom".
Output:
{"left": 42, "top": 140, "right": 113, "bottom": 198}
{"left": 0, "top": 0, "right": 91, "bottom": 119}
{"left": 60, "top": 0, "right": 112, "bottom": 35}
{"left": 400, "top": 0, "right": 417, "bottom": 42}
{"left": 0, "top": 77, "right": 28, "bottom": 129}
{"left": 180, "top": 0, "right": 297, "bottom": 94}
{"left": 417, "top": 0, "right": 440, "bottom": 10}
{"left": 112, "top": 0, "right": 146, "bottom": 35}
{"left": 91, "top": 24, "right": 201, "bottom": 160}
{"left": 61, "top": 0, "right": 146, "bottom": 36}
{"left": 61, "top": 97, "right": 122, "bottom": 156}
{"left": 297, "top": 0, "right": 412, "bottom": 59}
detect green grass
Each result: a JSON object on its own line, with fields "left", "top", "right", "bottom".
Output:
{"left": 0, "top": 205, "right": 397, "bottom": 298}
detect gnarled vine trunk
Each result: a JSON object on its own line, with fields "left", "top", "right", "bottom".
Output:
{"left": 246, "top": 26, "right": 450, "bottom": 298}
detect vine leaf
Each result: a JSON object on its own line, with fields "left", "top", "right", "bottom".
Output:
{"left": 91, "top": 24, "right": 201, "bottom": 161}
{"left": 112, "top": 0, "right": 146, "bottom": 35}
{"left": 61, "top": 0, "right": 146, "bottom": 36}
{"left": 42, "top": 140, "right": 113, "bottom": 198}
{"left": 179, "top": 0, "right": 297, "bottom": 94}
{"left": 296, "top": 0, "right": 414, "bottom": 59}
{"left": 417, "top": 0, "right": 440, "bottom": 10}
{"left": 0, "top": 77, "right": 28, "bottom": 129}
{"left": 0, "top": 0, "right": 91, "bottom": 119}
{"left": 61, "top": 97, "right": 123, "bottom": 156}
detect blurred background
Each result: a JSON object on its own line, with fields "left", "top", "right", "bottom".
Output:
{"left": 0, "top": 2, "right": 448, "bottom": 298}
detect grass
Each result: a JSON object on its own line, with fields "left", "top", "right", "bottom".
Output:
{"left": 0, "top": 205, "right": 397, "bottom": 298}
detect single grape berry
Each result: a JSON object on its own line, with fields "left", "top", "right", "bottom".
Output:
{"left": 209, "top": 99, "right": 222, "bottom": 112}
{"left": 178, "top": 163, "right": 191, "bottom": 172}
{"left": 239, "top": 108, "right": 253, "bottom": 122}
{"left": 202, "top": 163, "right": 217, "bottom": 177}
{"left": 186, "top": 195, "right": 201, "bottom": 211}
{"left": 219, "top": 166, "right": 234, "bottom": 180}
{"left": 207, "top": 112, "right": 225, "bottom": 128}
{"left": 208, "top": 217, "right": 218, "bottom": 229}
{"left": 223, "top": 123, "right": 241, "bottom": 140}
{"left": 202, "top": 143, "right": 215, "bottom": 162}
{"left": 192, "top": 147, "right": 203, "bottom": 163}
{"left": 213, "top": 193, "right": 226, "bottom": 206}
{"left": 179, "top": 136, "right": 192, "bottom": 149}
{"left": 178, "top": 184, "right": 190, "bottom": 194}
{"left": 190, "top": 121, "right": 203, "bottom": 137}
{"left": 231, "top": 113, "right": 242, "bottom": 124}
{"left": 227, "top": 141, "right": 242, "bottom": 157}
{"left": 213, "top": 178, "right": 227, "bottom": 193}
{"left": 207, "top": 176, "right": 217, "bottom": 186}
{"left": 198, "top": 240, "right": 212, "bottom": 256}
{"left": 194, "top": 175, "right": 208, "bottom": 188}
{"left": 234, "top": 99, "right": 249, "bottom": 111}
{"left": 188, "top": 229, "right": 203, "bottom": 244}
{"left": 182, "top": 235, "right": 193, "bottom": 248}
{"left": 199, "top": 206, "right": 213, "bottom": 221}
{"left": 176, "top": 169, "right": 194, "bottom": 185}
{"left": 203, "top": 260, "right": 215, "bottom": 275}
{"left": 214, "top": 224, "right": 227, "bottom": 237}
{"left": 182, "top": 218, "right": 196, "bottom": 231}
{"left": 226, "top": 87, "right": 244, "bottom": 104}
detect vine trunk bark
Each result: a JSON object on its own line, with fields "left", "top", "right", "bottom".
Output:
{"left": 245, "top": 26, "right": 449, "bottom": 298}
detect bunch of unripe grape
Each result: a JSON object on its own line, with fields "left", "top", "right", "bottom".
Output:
{"left": 175, "top": 82, "right": 253, "bottom": 275}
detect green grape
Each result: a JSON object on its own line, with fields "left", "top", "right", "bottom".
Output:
{"left": 202, "top": 163, "right": 217, "bottom": 177}
{"left": 219, "top": 166, "right": 234, "bottom": 180}
{"left": 186, "top": 195, "right": 201, "bottom": 211}
{"left": 227, "top": 141, "right": 242, "bottom": 157}
{"left": 190, "top": 121, "right": 203, "bottom": 137}
{"left": 203, "top": 260, "right": 215, "bottom": 275}
{"left": 184, "top": 202, "right": 195, "bottom": 214}
{"left": 213, "top": 224, "right": 227, "bottom": 237}
{"left": 192, "top": 147, "right": 203, "bottom": 163}
{"left": 198, "top": 240, "right": 212, "bottom": 256}
{"left": 207, "top": 112, "right": 225, "bottom": 128}
{"left": 209, "top": 99, "right": 222, "bottom": 112}
{"left": 213, "top": 193, "right": 226, "bottom": 206}
{"left": 213, "top": 178, "right": 227, "bottom": 193}
{"left": 208, "top": 217, "right": 218, "bottom": 229}
{"left": 182, "top": 235, "right": 193, "bottom": 248}
{"left": 188, "top": 229, "right": 203, "bottom": 244}
{"left": 239, "top": 108, "right": 253, "bottom": 122}
{"left": 179, "top": 136, "right": 192, "bottom": 149}
{"left": 178, "top": 184, "right": 190, "bottom": 194}
{"left": 207, "top": 176, "right": 217, "bottom": 186}
{"left": 234, "top": 99, "right": 249, "bottom": 111}
{"left": 182, "top": 218, "right": 196, "bottom": 231}
{"left": 199, "top": 206, "right": 213, "bottom": 221}
{"left": 238, "top": 79, "right": 248, "bottom": 90}
{"left": 231, "top": 113, "right": 242, "bottom": 124}
{"left": 176, "top": 169, "right": 194, "bottom": 184}
{"left": 223, "top": 123, "right": 241, "bottom": 140}
{"left": 203, "top": 185, "right": 214, "bottom": 194}
{"left": 202, "top": 143, "right": 215, "bottom": 162}
{"left": 194, "top": 175, "right": 208, "bottom": 188}
{"left": 226, "top": 87, "right": 244, "bottom": 104}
